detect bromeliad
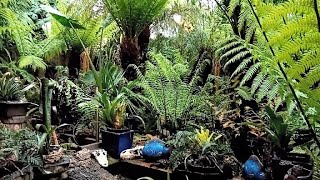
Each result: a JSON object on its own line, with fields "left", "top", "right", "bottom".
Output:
{"left": 194, "top": 127, "right": 222, "bottom": 147}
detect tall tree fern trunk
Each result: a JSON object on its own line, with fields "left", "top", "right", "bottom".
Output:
{"left": 120, "top": 26, "right": 150, "bottom": 80}
{"left": 120, "top": 36, "right": 140, "bottom": 80}
{"left": 138, "top": 25, "right": 151, "bottom": 72}
{"left": 68, "top": 48, "right": 82, "bottom": 78}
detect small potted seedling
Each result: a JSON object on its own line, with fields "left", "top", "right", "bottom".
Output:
{"left": 185, "top": 128, "right": 231, "bottom": 176}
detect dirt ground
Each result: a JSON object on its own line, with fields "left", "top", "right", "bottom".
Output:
{"left": 44, "top": 148, "right": 131, "bottom": 180}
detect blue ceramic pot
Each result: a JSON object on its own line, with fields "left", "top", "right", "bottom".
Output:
{"left": 101, "top": 128, "right": 134, "bottom": 158}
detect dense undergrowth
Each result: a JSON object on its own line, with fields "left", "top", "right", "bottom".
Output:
{"left": 0, "top": 0, "right": 320, "bottom": 179}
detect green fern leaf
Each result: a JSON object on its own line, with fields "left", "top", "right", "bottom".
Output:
{"left": 18, "top": 55, "right": 47, "bottom": 71}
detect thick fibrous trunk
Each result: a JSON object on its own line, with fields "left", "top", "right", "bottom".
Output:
{"left": 138, "top": 25, "right": 151, "bottom": 67}
{"left": 120, "top": 26, "right": 151, "bottom": 80}
{"left": 68, "top": 48, "right": 82, "bottom": 78}
{"left": 120, "top": 37, "right": 140, "bottom": 80}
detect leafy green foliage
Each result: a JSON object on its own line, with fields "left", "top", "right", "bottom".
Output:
{"left": 167, "top": 130, "right": 194, "bottom": 169}
{"left": 139, "top": 51, "right": 192, "bottom": 127}
{"left": 18, "top": 55, "right": 47, "bottom": 71}
{"left": 52, "top": 71, "right": 87, "bottom": 124}
{"left": 0, "top": 127, "right": 43, "bottom": 167}
{"left": 97, "top": 92, "right": 126, "bottom": 128}
{"left": 78, "top": 62, "right": 147, "bottom": 128}
{"left": 49, "top": 0, "right": 117, "bottom": 50}
{"left": 265, "top": 106, "right": 295, "bottom": 153}
{"left": 218, "top": 0, "right": 320, "bottom": 123}
{"left": 41, "top": 5, "right": 85, "bottom": 29}
{"left": 256, "top": 0, "right": 320, "bottom": 120}
{"left": 167, "top": 127, "right": 232, "bottom": 169}
{"left": 0, "top": 76, "right": 23, "bottom": 101}
{"left": 104, "top": 0, "right": 169, "bottom": 37}
{"left": 139, "top": 51, "right": 228, "bottom": 130}
{"left": 302, "top": 143, "right": 320, "bottom": 179}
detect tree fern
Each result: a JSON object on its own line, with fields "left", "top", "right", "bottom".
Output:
{"left": 18, "top": 55, "right": 47, "bottom": 71}
{"left": 139, "top": 51, "right": 213, "bottom": 128}
{"left": 253, "top": 0, "right": 320, "bottom": 120}
{"left": 104, "top": 0, "right": 169, "bottom": 38}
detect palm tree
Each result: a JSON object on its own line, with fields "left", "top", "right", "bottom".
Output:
{"left": 103, "top": 0, "right": 169, "bottom": 80}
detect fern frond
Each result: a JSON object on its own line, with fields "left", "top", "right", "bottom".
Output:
{"left": 236, "top": 86, "right": 252, "bottom": 100}
{"left": 231, "top": 56, "right": 253, "bottom": 78}
{"left": 220, "top": 46, "right": 247, "bottom": 61}
{"left": 256, "top": 77, "right": 272, "bottom": 102}
{"left": 251, "top": 72, "right": 267, "bottom": 94}
{"left": 18, "top": 55, "right": 47, "bottom": 71}
{"left": 240, "top": 62, "right": 261, "bottom": 86}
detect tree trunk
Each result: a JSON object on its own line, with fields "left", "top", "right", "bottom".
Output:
{"left": 68, "top": 48, "right": 82, "bottom": 78}
{"left": 138, "top": 25, "right": 151, "bottom": 73}
{"left": 119, "top": 26, "right": 151, "bottom": 80}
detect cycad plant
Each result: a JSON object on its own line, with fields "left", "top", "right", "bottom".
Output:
{"left": 103, "top": 0, "right": 169, "bottom": 79}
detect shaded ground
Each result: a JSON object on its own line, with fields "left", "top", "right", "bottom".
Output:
{"left": 67, "top": 149, "right": 125, "bottom": 180}
{"left": 42, "top": 148, "right": 130, "bottom": 180}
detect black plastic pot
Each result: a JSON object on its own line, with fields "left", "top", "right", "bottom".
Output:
{"left": 174, "top": 154, "right": 226, "bottom": 179}
{"left": 174, "top": 163, "right": 225, "bottom": 180}
{"left": 186, "top": 155, "right": 221, "bottom": 174}
{"left": 1, "top": 165, "right": 33, "bottom": 180}
{"left": 272, "top": 153, "right": 313, "bottom": 180}
{"left": 101, "top": 128, "right": 134, "bottom": 158}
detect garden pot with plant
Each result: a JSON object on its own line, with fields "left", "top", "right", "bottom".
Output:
{"left": 168, "top": 127, "right": 235, "bottom": 179}
{"left": 98, "top": 93, "right": 134, "bottom": 158}
{"left": 0, "top": 76, "right": 34, "bottom": 131}
{"left": 78, "top": 62, "right": 146, "bottom": 158}
{"left": 265, "top": 107, "right": 314, "bottom": 180}
{"left": 248, "top": 106, "right": 314, "bottom": 179}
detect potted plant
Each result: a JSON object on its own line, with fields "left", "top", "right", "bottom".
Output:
{"left": 97, "top": 92, "right": 134, "bottom": 157}
{"left": 0, "top": 126, "right": 43, "bottom": 180}
{"left": 79, "top": 62, "right": 146, "bottom": 157}
{"left": 263, "top": 107, "right": 313, "bottom": 179}
{"left": 0, "top": 76, "right": 27, "bottom": 117}
{"left": 249, "top": 107, "right": 314, "bottom": 179}
{"left": 0, "top": 76, "right": 34, "bottom": 131}
{"left": 168, "top": 127, "right": 236, "bottom": 179}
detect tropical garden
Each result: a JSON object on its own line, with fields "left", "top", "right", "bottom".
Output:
{"left": 0, "top": 0, "right": 319, "bottom": 179}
